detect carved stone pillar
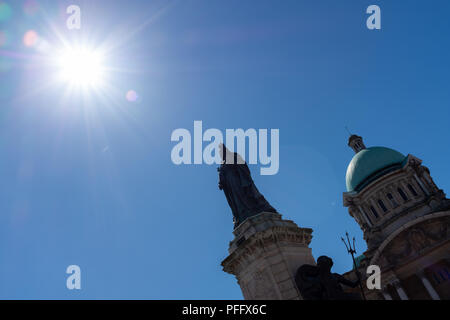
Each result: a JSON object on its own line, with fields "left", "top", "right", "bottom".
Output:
{"left": 381, "top": 287, "right": 393, "bottom": 300}
{"left": 221, "top": 212, "right": 315, "bottom": 300}
{"left": 417, "top": 271, "right": 440, "bottom": 300}
{"left": 392, "top": 280, "right": 409, "bottom": 300}
{"left": 414, "top": 173, "right": 429, "bottom": 195}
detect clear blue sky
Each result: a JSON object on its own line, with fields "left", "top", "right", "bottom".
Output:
{"left": 0, "top": 0, "right": 449, "bottom": 299}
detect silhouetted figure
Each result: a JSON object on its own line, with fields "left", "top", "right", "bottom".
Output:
{"left": 295, "top": 256, "right": 362, "bottom": 300}
{"left": 218, "top": 144, "right": 277, "bottom": 228}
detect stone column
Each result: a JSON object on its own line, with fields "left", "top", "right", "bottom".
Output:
{"left": 414, "top": 174, "right": 429, "bottom": 195}
{"left": 358, "top": 206, "right": 373, "bottom": 227}
{"left": 381, "top": 287, "right": 393, "bottom": 300}
{"left": 399, "top": 180, "right": 412, "bottom": 199}
{"left": 417, "top": 272, "right": 440, "bottom": 300}
{"left": 392, "top": 280, "right": 409, "bottom": 300}
{"left": 221, "top": 212, "right": 315, "bottom": 300}
{"left": 391, "top": 184, "right": 404, "bottom": 205}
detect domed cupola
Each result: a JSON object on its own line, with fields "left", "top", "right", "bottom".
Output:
{"left": 346, "top": 144, "right": 407, "bottom": 192}
{"left": 342, "top": 134, "right": 447, "bottom": 251}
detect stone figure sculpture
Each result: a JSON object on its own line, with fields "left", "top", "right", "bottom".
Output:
{"left": 295, "top": 256, "right": 362, "bottom": 300}
{"left": 218, "top": 144, "right": 277, "bottom": 228}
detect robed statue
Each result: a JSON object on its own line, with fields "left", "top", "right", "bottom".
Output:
{"left": 295, "top": 256, "right": 362, "bottom": 300}
{"left": 218, "top": 144, "right": 277, "bottom": 228}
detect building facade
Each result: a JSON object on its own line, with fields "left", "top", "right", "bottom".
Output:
{"left": 221, "top": 134, "right": 449, "bottom": 300}
{"left": 343, "top": 135, "right": 450, "bottom": 300}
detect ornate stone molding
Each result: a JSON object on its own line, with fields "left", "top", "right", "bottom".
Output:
{"left": 222, "top": 212, "right": 313, "bottom": 275}
{"left": 370, "top": 211, "right": 450, "bottom": 267}
{"left": 221, "top": 212, "right": 315, "bottom": 300}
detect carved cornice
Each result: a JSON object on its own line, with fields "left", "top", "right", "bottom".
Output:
{"left": 222, "top": 221, "right": 313, "bottom": 276}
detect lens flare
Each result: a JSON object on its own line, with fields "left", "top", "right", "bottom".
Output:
{"left": 0, "top": 3, "right": 12, "bottom": 22}
{"left": 23, "top": 30, "right": 39, "bottom": 47}
{"left": 126, "top": 90, "right": 138, "bottom": 102}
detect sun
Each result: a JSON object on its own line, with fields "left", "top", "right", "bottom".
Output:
{"left": 55, "top": 46, "right": 105, "bottom": 87}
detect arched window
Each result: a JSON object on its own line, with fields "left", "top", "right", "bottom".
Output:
{"left": 387, "top": 193, "right": 398, "bottom": 207}
{"left": 378, "top": 200, "right": 388, "bottom": 213}
{"left": 397, "top": 187, "right": 408, "bottom": 202}
{"left": 408, "top": 184, "right": 418, "bottom": 197}
{"left": 370, "top": 206, "right": 379, "bottom": 218}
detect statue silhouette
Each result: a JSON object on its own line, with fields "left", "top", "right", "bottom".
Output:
{"left": 218, "top": 144, "right": 277, "bottom": 228}
{"left": 295, "top": 256, "right": 362, "bottom": 300}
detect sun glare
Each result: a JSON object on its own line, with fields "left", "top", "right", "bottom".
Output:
{"left": 56, "top": 47, "right": 105, "bottom": 87}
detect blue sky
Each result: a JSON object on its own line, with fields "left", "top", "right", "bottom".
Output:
{"left": 0, "top": 0, "right": 449, "bottom": 299}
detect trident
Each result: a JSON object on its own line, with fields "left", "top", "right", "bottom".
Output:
{"left": 341, "top": 232, "right": 366, "bottom": 300}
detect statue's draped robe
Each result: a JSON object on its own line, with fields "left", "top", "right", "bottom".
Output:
{"left": 219, "top": 157, "right": 277, "bottom": 227}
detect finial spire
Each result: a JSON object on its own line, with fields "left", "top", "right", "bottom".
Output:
{"left": 345, "top": 126, "right": 352, "bottom": 136}
{"left": 348, "top": 134, "right": 366, "bottom": 154}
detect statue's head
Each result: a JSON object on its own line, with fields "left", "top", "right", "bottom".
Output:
{"left": 317, "top": 256, "right": 333, "bottom": 272}
{"left": 219, "top": 143, "right": 245, "bottom": 165}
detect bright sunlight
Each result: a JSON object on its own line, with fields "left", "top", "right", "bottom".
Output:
{"left": 55, "top": 46, "right": 105, "bottom": 88}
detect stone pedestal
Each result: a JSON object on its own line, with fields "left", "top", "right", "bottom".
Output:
{"left": 221, "top": 212, "right": 315, "bottom": 300}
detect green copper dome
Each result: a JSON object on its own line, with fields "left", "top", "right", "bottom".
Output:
{"left": 346, "top": 147, "right": 406, "bottom": 192}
